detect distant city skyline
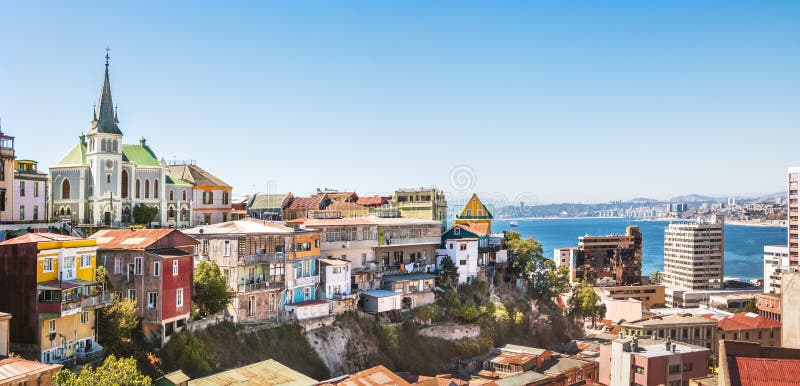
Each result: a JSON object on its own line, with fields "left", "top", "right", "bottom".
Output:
{"left": 1, "top": 2, "right": 798, "bottom": 203}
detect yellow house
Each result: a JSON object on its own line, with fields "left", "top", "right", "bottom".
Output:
{"left": 454, "top": 193, "right": 493, "bottom": 234}
{"left": 0, "top": 233, "right": 112, "bottom": 366}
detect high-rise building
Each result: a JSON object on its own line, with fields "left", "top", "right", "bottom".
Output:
{"left": 789, "top": 167, "right": 800, "bottom": 265}
{"left": 764, "top": 245, "right": 790, "bottom": 294}
{"left": 662, "top": 215, "right": 725, "bottom": 291}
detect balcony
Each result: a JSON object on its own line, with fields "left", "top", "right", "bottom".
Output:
{"left": 382, "top": 236, "right": 441, "bottom": 246}
{"left": 237, "top": 281, "right": 284, "bottom": 293}
{"left": 239, "top": 253, "right": 286, "bottom": 265}
{"left": 290, "top": 275, "right": 320, "bottom": 287}
{"left": 333, "top": 293, "right": 359, "bottom": 300}
{"left": 38, "top": 293, "right": 113, "bottom": 317}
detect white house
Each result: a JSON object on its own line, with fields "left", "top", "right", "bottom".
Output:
{"left": 436, "top": 237, "right": 479, "bottom": 284}
{"left": 361, "top": 290, "right": 402, "bottom": 313}
{"left": 319, "top": 258, "right": 352, "bottom": 299}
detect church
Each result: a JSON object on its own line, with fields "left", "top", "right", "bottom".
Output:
{"left": 49, "top": 53, "right": 232, "bottom": 228}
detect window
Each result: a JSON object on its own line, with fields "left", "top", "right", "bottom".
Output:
{"left": 668, "top": 365, "right": 681, "bottom": 374}
{"left": 169, "top": 190, "right": 174, "bottom": 201}
{"left": 135, "top": 179, "right": 141, "bottom": 198}
{"left": 134, "top": 256, "right": 142, "bottom": 275}
{"left": 204, "top": 214, "right": 211, "bottom": 225}
{"left": 223, "top": 191, "right": 229, "bottom": 205}
{"left": 154, "top": 179, "right": 159, "bottom": 198}
{"left": 448, "top": 243, "right": 453, "bottom": 249}
{"left": 460, "top": 244, "right": 467, "bottom": 251}
{"left": 182, "top": 190, "right": 187, "bottom": 201}
{"left": 80, "top": 255, "right": 91, "bottom": 268}
{"left": 745, "top": 332, "right": 750, "bottom": 340}
{"left": 80, "top": 311, "right": 89, "bottom": 324}
{"left": 683, "top": 363, "right": 693, "bottom": 371}
{"left": 114, "top": 257, "right": 122, "bottom": 274}
{"left": 43, "top": 258, "right": 53, "bottom": 272}
{"left": 106, "top": 174, "right": 111, "bottom": 183}
{"left": 460, "top": 259, "right": 467, "bottom": 266}
{"left": 48, "top": 320, "right": 56, "bottom": 333}
{"left": 19, "top": 206, "right": 24, "bottom": 220}
{"left": 466, "top": 210, "right": 472, "bottom": 216}
{"left": 33, "top": 205, "right": 39, "bottom": 221}
{"left": 147, "top": 292, "right": 158, "bottom": 309}
{"left": 248, "top": 295, "right": 256, "bottom": 316}
{"left": 128, "top": 289, "right": 136, "bottom": 301}
{"left": 121, "top": 170, "right": 129, "bottom": 198}
{"left": 635, "top": 366, "right": 644, "bottom": 374}
{"left": 224, "top": 240, "right": 231, "bottom": 256}
{"left": 153, "top": 261, "right": 161, "bottom": 277}
{"left": 454, "top": 228, "right": 460, "bottom": 235}
{"left": 145, "top": 179, "right": 150, "bottom": 199}
{"left": 304, "top": 286, "right": 311, "bottom": 299}
{"left": 61, "top": 179, "right": 70, "bottom": 199}
{"left": 19, "top": 181, "right": 25, "bottom": 196}
{"left": 223, "top": 212, "right": 228, "bottom": 222}
{"left": 176, "top": 288, "right": 184, "bottom": 307}
{"left": 173, "top": 260, "right": 179, "bottom": 275}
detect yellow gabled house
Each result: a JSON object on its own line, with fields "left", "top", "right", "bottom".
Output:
{"left": 454, "top": 193, "right": 494, "bottom": 234}
{"left": 0, "top": 233, "right": 112, "bottom": 366}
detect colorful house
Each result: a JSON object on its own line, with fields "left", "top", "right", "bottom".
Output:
{"left": 0, "top": 233, "right": 112, "bottom": 366}
{"left": 92, "top": 229, "right": 197, "bottom": 345}
{"left": 283, "top": 194, "right": 331, "bottom": 220}
{"left": 284, "top": 229, "right": 328, "bottom": 320}
{"left": 391, "top": 188, "right": 448, "bottom": 229}
{"left": 13, "top": 160, "right": 47, "bottom": 223}
{"left": 166, "top": 163, "right": 233, "bottom": 225}
{"left": 454, "top": 193, "right": 494, "bottom": 232}
{"left": 440, "top": 194, "right": 506, "bottom": 278}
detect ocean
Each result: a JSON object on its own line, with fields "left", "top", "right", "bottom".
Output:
{"left": 493, "top": 218, "right": 787, "bottom": 281}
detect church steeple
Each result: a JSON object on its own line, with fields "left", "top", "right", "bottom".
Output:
{"left": 90, "top": 48, "right": 122, "bottom": 135}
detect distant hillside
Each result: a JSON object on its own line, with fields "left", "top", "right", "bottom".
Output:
{"left": 668, "top": 194, "right": 718, "bottom": 202}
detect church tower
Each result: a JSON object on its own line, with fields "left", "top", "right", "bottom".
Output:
{"left": 85, "top": 50, "right": 124, "bottom": 225}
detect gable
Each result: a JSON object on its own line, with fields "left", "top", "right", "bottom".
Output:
{"left": 458, "top": 194, "right": 493, "bottom": 219}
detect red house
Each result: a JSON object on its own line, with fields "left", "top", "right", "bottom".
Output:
{"left": 90, "top": 229, "right": 197, "bottom": 345}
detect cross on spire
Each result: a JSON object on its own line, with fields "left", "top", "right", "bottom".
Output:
{"left": 105, "top": 47, "right": 111, "bottom": 68}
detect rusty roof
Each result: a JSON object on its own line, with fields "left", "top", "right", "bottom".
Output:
{"left": 324, "top": 365, "right": 411, "bottom": 386}
{"left": 90, "top": 228, "right": 196, "bottom": 250}
{"left": 0, "top": 357, "right": 61, "bottom": 383}
{"left": 730, "top": 357, "right": 800, "bottom": 386}
{"left": 188, "top": 359, "right": 316, "bottom": 386}
{"left": 718, "top": 312, "right": 782, "bottom": 331}
{"left": 287, "top": 195, "right": 326, "bottom": 210}
{"left": 0, "top": 232, "right": 82, "bottom": 245}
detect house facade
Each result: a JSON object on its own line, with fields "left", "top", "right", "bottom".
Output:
{"left": 0, "top": 129, "right": 15, "bottom": 223}
{"left": 13, "top": 160, "right": 47, "bottom": 223}
{"left": 0, "top": 233, "right": 111, "bottom": 366}
{"left": 437, "top": 235, "right": 479, "bottom": 285}
{"left": 599, "top": 336, "right": 710, "bottom": 386}
{"left": 246, "top": 192, "right": 293, "bottom": 220}
{"left": 92, "top": 229, "right": 196, "bottom": 345}
{"left": 391, "top": 188, "right": 447, "bottom": 229}
{"left": 166, "top": 163, "right": 232, "bottom": 226}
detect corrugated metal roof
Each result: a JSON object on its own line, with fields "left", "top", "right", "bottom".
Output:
{"left": 382, "top": 273, "right": 437, "bottom": 283}
{"left": 0, "top": 357, "right": 61, "bottom": 383}
{"left": 325, "top": 366, "right": 411, "bottom": 386}
{"left": 362, "top": 290, "right": 401, "bottom": 298}
{"left": 718, "top": 312, "right": 782, "bottom": 330}
{"left": 732, "top": 357, "right": 800, "bottom": 386}
{"left": 90, "top": 229, "right": 195, "bottom": 250}
{"left": 0, "top": 232, "right": 82, "bottom": 245}
{"left": 188, "top": 359, "right": 316, "bottom": 386}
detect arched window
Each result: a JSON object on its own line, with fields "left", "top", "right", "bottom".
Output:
{"left": 122, "top": 206, "right": 131, "bottom": 223}
{"left": 180, "top": 206, "right": 189, "bottom": 222}
{"left": 121, "top": 170, "right": 129, "bottom": 198}
{"left": 135, "top": 179, "right": 141, "bottom": 198}
{"left": 154, "top": 179, "right": 159, "bottom": 199}
{"left": 182, "top": 190, "right": 187, "bottom": 201}
{"left": 169, "top": 190, "right": 174, "bottom": 201}
{"left": 59, "top": 207, "right": 65, "bottom": 216}
{"left": 61, "top": 179, "right": 71, "bottom": 199}
{"left": 66, "top": 207, "right": 71, "bottom": 215}
{"left": 168, "top": 205, "right": 176, "bottom": 219}
{"left": 145, "top": 179, "right": 150, "bottom": 199}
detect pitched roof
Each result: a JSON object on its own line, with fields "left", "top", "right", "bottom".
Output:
{"left": 188, "top": 359, "right": 316, "bottom": 386}
{"left": 303, "top": 216, "right": 442, "bottom": 227}
{"left": 320, "top": 365, "right": 411, "bottom": 386}
{"left": 90, "top": 229, "right": 196, "bottom": 250}
{"left": 183, "top": 220, "right": 296, "bottom": 235}
{"left": 623, "top": 313, "right": 717, "bottom": 328}
{"left": 167, "top": 164, "right": 231, "bottom": 188}
{"left": 0, "top": 357, "right": 62, "bottom": 384}
{"left": 730, "top": 357, "right": 800, "bottom": 386}
{"left": 362, "top": 289, "right": 402, "bottom": 298}
{"left": 154, "top": 370, "right": 191, "bottom": 386}
{"left": 494, "top": 371, "right": 548, "bottom": 386}
{"left": 88, "top": 60, "right": 123, "bottom": 135}
{"left": 457, "top": 194, "right": 493, "bottom": 219}
{"left": 449, "top": 223, "right": 490, "bottom": 237}
{"left": 122, "top": 144, "right": 162, "bottom": 166}
{"left": 327, "top": 202, "right": 368, "bottom": 212}
{"left": 718, "top": 312, "right": 782, "bottom": 331}
{"left": 165, "top": 175, "right": 193, "bottom": 186}
{"left": 287, "top": 195, "right": 326, "bottom": 210}
{"left": 356, "top": 196, "right": 386, "bottom": 207}
{"left": 250, "top": 193, "right": 293, "bottom": 209}
{"left": 541, "top": 357, "right": 589, "bottom": 375}
{"left": 57, "top": 140, "right": 87, "bottom": 165}
{"left": 0, "top": 232, "right": 82, "bottom": 245}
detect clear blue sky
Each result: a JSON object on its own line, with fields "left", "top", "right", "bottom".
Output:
{"left": 1, "top": 1, "right": 798, "bottom": 205}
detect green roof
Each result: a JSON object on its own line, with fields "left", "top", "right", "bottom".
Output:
{"left": 165, "top": 175, "right": 192, "bottom": 186}
{"left": 57, "top": 140, "right": 87, "bottom": 165}
{"left": 122, "top": 144, "right": 161, "bottom": 166}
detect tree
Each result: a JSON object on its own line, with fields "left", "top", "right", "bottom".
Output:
{"left": 650, "top": 270, "right": 660, "bottom": 284}
{"left": 132, "top": 204, "right": 157, "bottom": 225}
{"left": 193, "top": 261, "right": 234, "bottom": 317}
{"left": 504, "top": 231, "right": 561, "bottom": 300}
{"left": 569, "top": 283, "right": 605, "bottom": 328}
{"left": 53, "top": 354, "right": 151, "bottom": 386}
{"left": 438, "top": 256, "right": 459, "bottom": 289}
{"left": 97, "top": 295, "right": 139, "bottom": 347}
{"left": 743, "top": 301, "right": 759, "bottom": 313}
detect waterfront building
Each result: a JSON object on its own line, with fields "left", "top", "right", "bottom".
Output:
{"left": 620, "top": 314, "right": 718, "bottom": 355}
{"left": 764, "top": 245, "right": 791, "bottom": 294}
{"left": 556, "top": 226, "right": 643, "bottom": 286}
{"left": 299, "top": 216, "right": 441, "bottom": 291}
{"left": 92, "top": 229, "right": 197, "bottom": 345}
{"left": 0, "top": 233, "right": 111, "bottom": 365}
{"left": 184, "top": 220, "right": 328, "bottom": 322}
{"left": 717, "top": 312, "right": 781, "bottom": 347}
{"left": 245, "top": 192, "right": 293, "bottom": 220}
{"left": 662, "top": 215, "right": 725, "bottom": 294}
{"left": 789, "top": 167, "right": 799, "bottom": 264}
{"left": 13, "top": 160, "right": 47, "bottom": 223}
{"left": 49, "top": 54, "right": 229, "bottom": 228}
{"left": 598, "top": 336, "right": 710, "bottom": 386}
{"left": 0, "top": 129, "right": 15, "bottom": 223}
{"left": 391, "top": 188, "right": 447, "bottom": 229}
{"left": 166, "top": 163, "right": 232, "bottom": 226}
{"left": 595, "top": 285, "right": 665, "bottom": 309}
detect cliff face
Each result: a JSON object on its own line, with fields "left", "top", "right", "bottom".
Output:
{"left": 306, "top": 321, "right": 385, "bottom": 376}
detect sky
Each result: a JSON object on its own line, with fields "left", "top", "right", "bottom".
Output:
{"left": 1, "top": 1, "right": 799, "bottom": 206}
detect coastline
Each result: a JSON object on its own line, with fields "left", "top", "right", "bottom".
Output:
{"left": 496, "top": 217, "right": 786, "bottom": 228}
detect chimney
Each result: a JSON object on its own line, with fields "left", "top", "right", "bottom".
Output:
{"left": 666, "top": 337, "right": 672, "bottom": 351}
{"left": 140, "top": 137, "right": 147, "bottom": 147}
{"left": 672, "top": 344, "right": 677, "bottom": 353}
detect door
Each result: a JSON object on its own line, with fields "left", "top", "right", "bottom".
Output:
{"left": 104, "top": 211, "right": 111, "bottom": 226}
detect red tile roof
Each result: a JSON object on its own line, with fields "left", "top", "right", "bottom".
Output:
{"left": 90, "top": 229, "right": 196, "bottom": 250}
{"left": 287, "top": 195, "right": 325, "bottom": 210}
{"left": 718, "top": 312, "right": 782, "bottom": 331}
{"left": 0, "top": 232, "right": 81, "bottom": 245}
{"left": 732, "top": 357, "right": 800, "bottom": 386}
{"left": 357, "top": 196, "right": 387, "bottom": 207}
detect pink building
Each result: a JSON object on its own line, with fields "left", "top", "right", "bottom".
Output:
{"left": 13, "top": 160, "right": 47, "bottom": 222}
{"left": 599, "top": 336, "right": 709, "bottom": 386}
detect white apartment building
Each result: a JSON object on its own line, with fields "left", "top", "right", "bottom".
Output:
{"left": 436, "top": 237, "right": 479, "bottom": 284}
{"left": 764, "top": 245, "right": 791, "bottom": 294}
{"left": 662, "top": 215, "right": 725, "bottom": 297}
{"left": 788, "top": 167, "right": 799, "bottom": 265}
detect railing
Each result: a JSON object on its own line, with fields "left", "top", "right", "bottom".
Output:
{"left": 237, "top": 281, "right": 284, "bottom": 293}
{"left": 383, "top": 236, "right": 441, "bottom": 246}
{"left": 334, "top": 293, "right": 359, "bottom": 300}
{"left": 38, "top": 293, "right": 113, "bottom": 316}
{"left": 76, "top": 344, "right": 104, "bottom": 365}
{"left": 240, "top": 253, "right": 285, "bottom": 265}
{"left": 290, "top": 275, "right": 320, "bottom": 287}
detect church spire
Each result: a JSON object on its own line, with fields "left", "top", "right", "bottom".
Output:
{"left": 90, "top": 48, "right": 122, "bottom": 135}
